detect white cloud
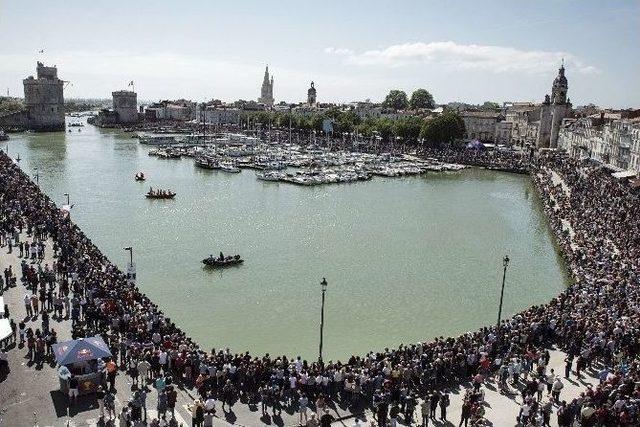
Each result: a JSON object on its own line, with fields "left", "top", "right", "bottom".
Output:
{"left": 326, "top": 41, "right": 600, "bottom": 75}
{"left": 323, "top": 47, "right": 354, "bottom": 56}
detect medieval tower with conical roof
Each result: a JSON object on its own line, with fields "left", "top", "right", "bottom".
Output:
{"left": 258, "top": 66, "right": 274, "bottom": 106}
{"left": 537, "top": 63, "right": 572, "bottom": 148}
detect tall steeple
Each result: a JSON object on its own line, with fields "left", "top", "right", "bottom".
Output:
{"left": 258, "top": 65, "right": 274, "bottom": 106}
{"left": 263, "top": 66, "right": 270, "bottom": 84}
{"left": 537, "top": 62, "right": 571, "bottom": 149}
{"left": 551, "top": 63, "right": 568, "bottom": 105}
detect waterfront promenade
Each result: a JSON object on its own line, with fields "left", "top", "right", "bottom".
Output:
{"left": 1, "top": 148, "right": 638, "bottom": 426}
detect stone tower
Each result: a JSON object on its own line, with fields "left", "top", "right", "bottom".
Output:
{"left": 112, "top": 90, "right": 138, "bottom": 123}
{"left": 258, "top": 66, "right": 274, "bottom": 106}
{"left": 537, "top": 64, "right": 571, "bottom": 148}
{"left": 22, "top": 62, "right": 65, "bottom": 131}
{"left": 307, "top": 81, "right": 317, "bottom": 106}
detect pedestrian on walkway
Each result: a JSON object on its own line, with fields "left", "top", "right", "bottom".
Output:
{"left": 439, "top": 391, "right": 450, "bottom": 421}
{"left": 106, "top": 358, "right": 118, "bottom": 391}
{"left": 564, "top": 356, "right": 572, "bottom": 379}
{"left": 459, "top": 399, "right": 471, "bottom": 427}
{"left": 188, "top": 399, "right": 205, "bottom": 427}
{"left": 551, "top": 377, "right": 564, "bottom": 403}
{"left": 157, "top": 389, "right": 168, "bottom": 419}
{"left": 299, "top": 392, "right": 309, "bottom": 425}
{"left": 24, "top": 293, "right": 33, "bottom": 317}
{"left": 420, "top": 398, "right": 429, "bottom": 426}
{"left": 167, "top": 385, "right": 177, "bottom": 419}
{"left": 104, "top": 389, "right": 116, "bottom": 420}
{"left": 118, "top": 406, "right": 131, "bottom": 427}
{"left": 429, "top": 391, "right": 439, "bottom": 419}
{"left": 96, "top": 385, "right": 105, "bottom": 418}
{"left": 389, "top": 402, "right": 400, "bottom": 427}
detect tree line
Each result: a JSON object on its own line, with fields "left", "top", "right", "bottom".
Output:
{"left": 241, "top": 103, "right": 465, "bottom": 148}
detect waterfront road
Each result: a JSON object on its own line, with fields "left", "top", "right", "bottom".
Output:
{"left": 0, "top": 234, "right": 597, "bottom": 426}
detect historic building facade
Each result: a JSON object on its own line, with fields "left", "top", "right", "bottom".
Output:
{"left": 537, "top": 64, "right": 572, "bottom": 148}
{"left": 503, "top": 102, "right": 541, "bottom": 147}
{"left": 460, "top": 111, "right": 504, "bottom": 142}
{"left": 258, "top": 66, "right": 274, "bottom": 106}
{"left": 196, "top": 104, "right": 241, "bottom": 125}
{"left": 558, "top": 115, "right": 640, "bottom": 173}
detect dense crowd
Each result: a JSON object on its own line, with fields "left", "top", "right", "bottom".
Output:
{"left": 1, "top": 148, "right": 639, "bottom": 426}
{"left": 421, "top": 146, "right": 532, "bottom": 173}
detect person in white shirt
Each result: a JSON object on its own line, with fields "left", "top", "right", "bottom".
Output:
{"left": 551, "top": 377, "right": 564, "bottom": 402}
{"left": 204, "top": 393, "right": 216, "bottom": 413}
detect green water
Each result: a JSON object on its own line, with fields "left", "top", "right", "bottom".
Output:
{"left": 3, "top": 121, "right": 568, "bottom": 360}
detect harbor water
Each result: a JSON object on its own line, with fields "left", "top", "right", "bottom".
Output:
{"left": 3, "top": 122, "right": 569, "bottom": 360}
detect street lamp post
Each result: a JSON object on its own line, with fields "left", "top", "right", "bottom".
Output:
{"left": 319, "top": 277, "right": 328, "bottom": 365}
{"left": 496, "top": 255, "right": 510, "bottom": 327}
{"left": 123, "top": 246, "right": 135, "bottom": 281}
{"left": 123, "top": 246, "right": 133, "bottom": 265}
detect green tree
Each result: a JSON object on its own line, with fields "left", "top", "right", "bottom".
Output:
{"left": 419, "top": 112, "right": 465, "bottom": 147}
{"left": 382, "top": 90, "right": 409, "bottom": 110}
{"left": 374, "top": 118, "right": 395, "bottom": 142}
{"left": 409, "top": 89, "right": 435, "bottom": 110}
{"left": 336, "top": 110, "right": 360, "bottom": 134}
{"left": 311, "top": 114, "right": 324, "bottom": 132}
{"left": 394, "top": 116, "right": 424, "bottom": 142}
{"left": 481, "top": 101, "right": 500, "bottom": 111}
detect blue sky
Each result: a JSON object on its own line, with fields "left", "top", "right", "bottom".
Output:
{"left": 0, "top": 0, "right": 638, "bottom": 107}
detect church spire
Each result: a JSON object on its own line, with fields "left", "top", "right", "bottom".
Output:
{"left": 263, "top": 65, "right": 270, "bottom": 84}
{"left": 258, "top": 65, "right": 274, "bottom": 106}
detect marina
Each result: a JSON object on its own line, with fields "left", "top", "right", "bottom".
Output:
{"left": 141, "top": 132, "right": 469, "bottom": 186}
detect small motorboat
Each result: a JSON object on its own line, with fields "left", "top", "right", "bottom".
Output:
{"left": 145, "top": 188, "right": 176, "bottom": 199}
{"left": 135, "top": 172, "right": 146, "bottom": 181}
{"left": 202, "top": 253, "right": 244, "bottom": 268}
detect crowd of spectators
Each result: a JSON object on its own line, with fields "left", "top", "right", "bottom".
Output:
{"left": 1, "top": 149, "right": 639, "bottom": 426}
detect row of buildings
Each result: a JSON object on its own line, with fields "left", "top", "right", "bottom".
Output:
{"left": 459, "top": 64, "right": 572, "bottom": 148}
{"left": 557, "top": 113, "right": 640, "bottom": 173}
{"left": 456, "top": 64, "right": 640, "bottom": 173}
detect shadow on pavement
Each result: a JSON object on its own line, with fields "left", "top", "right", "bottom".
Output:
{"left": 50, "top": 390, "right": 98, "bottom": 418}
{"left": 0, "top": 364, "right": 9, "bottom": 383}
{"left": 50, "top": 390, "right": 69, "bottom": 418}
